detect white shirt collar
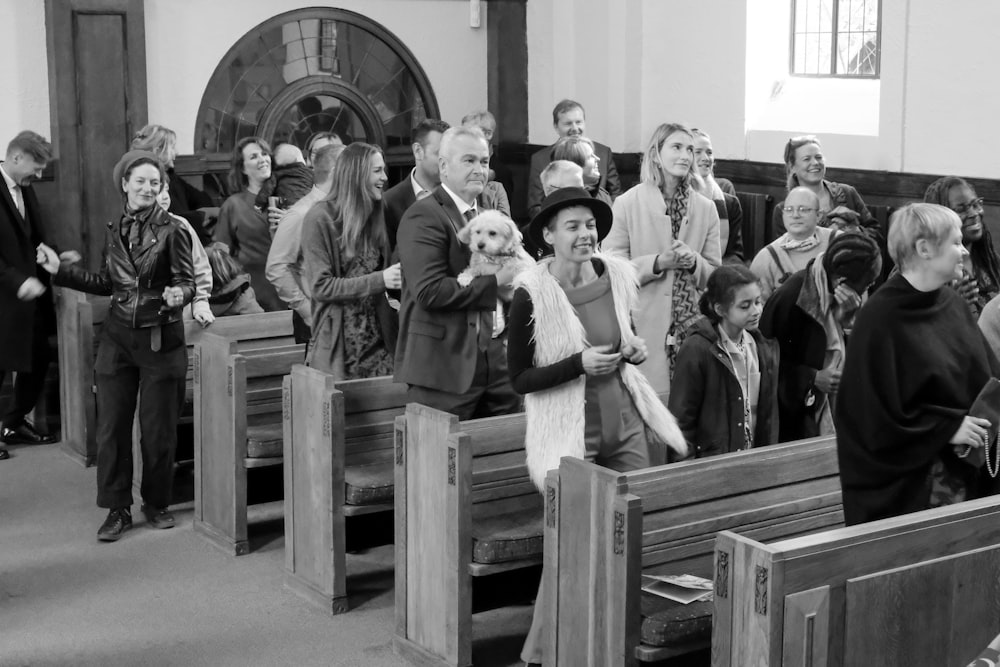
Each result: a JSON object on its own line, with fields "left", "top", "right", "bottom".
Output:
{"left": 409, "top": 168, "right": 433, "bottom": 200}
{"left": 440, "top": 182, "right": 477, "bottom": 216}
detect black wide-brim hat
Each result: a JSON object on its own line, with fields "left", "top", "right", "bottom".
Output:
{"left": 528, "top": 187, "right": 613, "bottom": 252}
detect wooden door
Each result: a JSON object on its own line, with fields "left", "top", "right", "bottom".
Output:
{"left": 43, "top": 0, "right": 147, "bottom": 270}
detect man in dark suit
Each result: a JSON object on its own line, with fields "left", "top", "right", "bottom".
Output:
{"left": 526, "top": 99, "right": 621, "bottom": 219}
{"left": 383, "top": 119, "right": 450, "bottom": 252}
{"left": 395, "top": 126, "right": 521, "bottom": 419}
{"left": 0, "top": 131, "right": 58, "bottom": 459}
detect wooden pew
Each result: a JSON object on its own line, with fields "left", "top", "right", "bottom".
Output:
{"left": 193, "top": 331, "right": 304, "bottom": 555}
{"left": 393, "top": 404, "right": 536, "bottom": 667}
{"left": 545, "top": 437, "right": 841, "bottom": 667}
{"left": 714, "top": 495, "right": 1000, "bottom": 667}
{"left": 283, "top": 366, "right": 408, "bottom": 613}
{"left": 54, "top": 286, "right": 295, "bottom": 465}
{"left": 736, "top": 191, "right": 774, "bottom": 261}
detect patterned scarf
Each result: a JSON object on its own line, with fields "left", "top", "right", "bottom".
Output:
{"left": 666, "top": 185, "right": 703, "bottom": 377}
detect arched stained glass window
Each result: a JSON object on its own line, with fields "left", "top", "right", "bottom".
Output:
{"left": 195, "top": 8, "right": 439, "bottom": 158}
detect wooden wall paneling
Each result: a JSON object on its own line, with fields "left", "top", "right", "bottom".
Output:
{"left": 843, "top": 546, "right": 1000, "bottom": 667}
{"left": 782, "top": 586, "right": 830, "bottom": 667}
{"left": 44, "top": 0, "right": 147, "bottom": 271}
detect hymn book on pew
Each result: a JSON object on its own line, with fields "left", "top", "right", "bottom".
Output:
{"left": 640, "top": 574, "right": 714, "bottom": 604}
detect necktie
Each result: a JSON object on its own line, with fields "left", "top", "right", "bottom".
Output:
{"left": 463, "top": 208, "right": 477, "bottom": 224}
{"left": 12, "top": 185, "right": 24, "bottom": 217}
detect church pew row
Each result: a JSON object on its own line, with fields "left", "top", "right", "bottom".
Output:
{"left": 544, "top": 436, "right": 841, "bottom": 667}
{"left": 53, "top": 287, "right": 295, "bottom": 465}
{"left": 283, "top": 366, "right": 408, "bottom": 613}
{"left": 393, "top": 404, "right": 535, "bottom": 667}
{"left": 192, "top": 331, "right": 304, "bottom": 555}
{"left": 715, "top": 494, "right": 1000, "bottom": 667}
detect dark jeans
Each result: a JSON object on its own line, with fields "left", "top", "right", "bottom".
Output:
{"left": 292, "top": 310, "right": 312, "bottom": 346}
{"left": 405, "top": 336, "right": 521, "bottom": 420}
{"left": 94, "top": 319, "right": 186, "bottom": 509}
{"left": 0, "top": 326, "right": 51, "bottom": 429}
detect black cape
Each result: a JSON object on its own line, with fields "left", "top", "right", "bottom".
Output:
{"left": 835, "top": 272, "right": 1000, "bottom": 524}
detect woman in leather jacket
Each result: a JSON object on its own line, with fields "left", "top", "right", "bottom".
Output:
{"left": 38, "top": 150, "right": 195, "bottom": 542}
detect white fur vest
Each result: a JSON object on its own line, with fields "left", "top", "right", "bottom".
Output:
{"left": 514, "top": 253, "right": 687, "bottom": 490}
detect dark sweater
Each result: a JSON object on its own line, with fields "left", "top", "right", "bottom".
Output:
{"left": 835, "top": 272, "right": 1000, "bottom": 525}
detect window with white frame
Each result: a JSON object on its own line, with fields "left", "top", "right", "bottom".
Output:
{"left": 791, "top": 0, "right": 881, "bottom": 78}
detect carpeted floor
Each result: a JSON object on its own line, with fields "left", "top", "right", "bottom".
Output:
{"left": 0, "top": 442, "right": 537, "bottom": 667}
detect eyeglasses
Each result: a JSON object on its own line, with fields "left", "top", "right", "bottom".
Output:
{"left": 953, "top": 198, "right": 984, "bottom": 217}
{"left": 782, "top": 205, "right": 817, "bottom": 216}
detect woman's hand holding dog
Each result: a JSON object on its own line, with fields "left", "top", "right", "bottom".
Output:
{"left": 382, "top": 263, "right": 402, "bottom": 289}
{"left": 582, "top": 344, "right": 623, "bottom": 376}
{"left": 495, "top": 263, "right": 520, "bottom": 301}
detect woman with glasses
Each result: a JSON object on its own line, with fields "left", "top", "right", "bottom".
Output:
{"left": 760, "top": 231, "right": 882, "bottom": 442}
{"left": 603, "top": 122, "right": 721, "bottom": 398}
{"left": 772, "top": 135, "right": 878, "bottom": 238}
{"left": 923, "top": 176, "right": 1000, "bottom": 317}
{"left": 750, "top": 186, "right": 833, "bottom": 300}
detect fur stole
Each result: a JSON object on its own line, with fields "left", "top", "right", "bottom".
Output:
{"left": 515, "top": 254, "right": 687, "bottom": 490}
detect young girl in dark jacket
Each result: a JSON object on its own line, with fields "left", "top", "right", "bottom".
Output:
{"left": 669, "top": 265, "right": 780, "bottom": 457}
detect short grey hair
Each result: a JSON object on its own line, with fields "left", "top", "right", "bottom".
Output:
{"left": 540, "top": 160, "right": 584, "bottom": 195}
{"left": 438, "top": 126, "right": 488, "bottom": 160}
{"left": 888, "top": 203, "right": 962, "bottom": 271}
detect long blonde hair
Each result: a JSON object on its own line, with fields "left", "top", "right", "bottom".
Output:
{"left": 640, "top": 122, "right": 697, "bottom": 193}
{"left": 328, "top": 142, "right": 387, "bottom": 260}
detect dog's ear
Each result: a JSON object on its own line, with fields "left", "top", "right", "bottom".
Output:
{"left": 504, "top": 219, "right": 523, "bottom": 243}
{"left": 457, "top": 224, "right": 472, "bottom": 245}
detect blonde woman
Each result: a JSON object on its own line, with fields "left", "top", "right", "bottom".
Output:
{"left": 603, "top": 122, "right": 721, "bottom": 396}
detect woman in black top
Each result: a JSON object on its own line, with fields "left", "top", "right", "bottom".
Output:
{"left": 836, "top": 203, "right": 1000, "bottom": 525}
{"left": 507, "top": 187, "right": 686, "bottom": 666}
{"left": 39, "top": 150, "right": 195, "bottom": 541}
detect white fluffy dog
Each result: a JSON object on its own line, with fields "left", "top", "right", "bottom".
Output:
{"left": 457, "top": 210, "right": 536, "bottom": 287}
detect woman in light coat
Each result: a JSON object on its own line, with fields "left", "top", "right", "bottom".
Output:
{"left": 603, "top": 122, "right": 721, "bottom": 396}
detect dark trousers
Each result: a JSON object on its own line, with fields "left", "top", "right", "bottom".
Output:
{"left": 94, "top": 319, "right": 186, "bottom": 510}
{"left": 0, "top": 324, "right": 51, "bottom": 429}
{"left": 406, "top": 336, "right": 521, "bottom": 420}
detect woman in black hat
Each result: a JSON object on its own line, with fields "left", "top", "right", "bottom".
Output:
{"left": 38, "top": 150, "right": 195, "bottom": 542}
{"left": 507, "top": 187, "right": 687, "bottom": 666}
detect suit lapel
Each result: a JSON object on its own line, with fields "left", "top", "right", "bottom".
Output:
{"left": 0, "top": 179, "right": 28, "bottom": 238}
{"left": 432, "top": 186, "right": 466, "bottom": 235}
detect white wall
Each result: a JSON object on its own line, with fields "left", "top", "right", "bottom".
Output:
{"left": 526, "top": 0, "right": 1000, "bottom": 179}
{"left": 146, "top": 0, "right": 488, "bottom": 153}
{"left": 0, "top": 1, "right": 50, "bottom": 141}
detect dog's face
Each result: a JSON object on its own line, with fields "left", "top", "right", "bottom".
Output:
{"left": 458, "top": 213, "right": 523, "bottom": 256}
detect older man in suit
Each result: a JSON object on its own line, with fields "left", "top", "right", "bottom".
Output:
{"left": 0, "top": 131, "right": 58, "bottom": 459}
{"left": 395, "top": 126, "right": 521, "bottom": 419}
{"left": 526, "top": 99, "right": 621, "bottom": 219}
{"left": 383, "top": 119, "right": 450, "bottom": 253}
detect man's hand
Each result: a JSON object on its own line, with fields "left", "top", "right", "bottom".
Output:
{"left": 36, "top": 243, "right": 60, "bottom": 275}
{"left": 621, "top": 337, "right": 648, "bottom": 364}
{"left": 495, "top": 263, "right": 520, "bottom": 289}
{"left": 17, "top": 277, "right": 45, "bottom": 301}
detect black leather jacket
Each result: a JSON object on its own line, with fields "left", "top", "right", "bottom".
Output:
{"left": 55, "top": 204, "right": 195, "bottom": 329}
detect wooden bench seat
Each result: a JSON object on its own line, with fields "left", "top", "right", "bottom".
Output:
{"left": 544, "top": 436, "right": 841, "bottom": 666}
{"left": 54, "top": 286, "right": 295, "bottom": 465}
{"left": 714, "top": 494, "right": 1000, "bottom": 667}
{"left": 283, "top": 366, "right": 408, "bottom": 613}
{"left": 193, "top": 331, "right": 304, "bottom": 555}
{"left": 393, "top": 404, "right": 534, "bottom": 667}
